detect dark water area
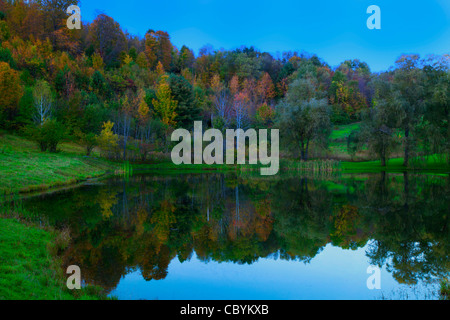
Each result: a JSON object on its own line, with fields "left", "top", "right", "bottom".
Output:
{"left": 22, "top": 172, "right": 450, "bottom": 300}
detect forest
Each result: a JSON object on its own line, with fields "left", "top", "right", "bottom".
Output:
{"left": 0, "top": 0, "right": 449, "bottom": 170}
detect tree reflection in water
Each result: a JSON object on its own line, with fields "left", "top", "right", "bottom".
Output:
{"left": 23, "top": 172, "right": 450, "bottom": 294}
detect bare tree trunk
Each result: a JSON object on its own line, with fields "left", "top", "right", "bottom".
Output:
{"left": 300, "top": 141, "right": 305, "bottom": 161}
{"left": 381, "top": 142, "right": 387, "bottom": 167}
{"left": 305, "top": 140, "right": 310, "bottom": 161}
{"left": 403, "top": 127, "right": 410, "bottom": 167}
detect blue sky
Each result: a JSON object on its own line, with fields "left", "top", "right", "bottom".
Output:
{"left": 79, "top": 0, "right": 450, "bottom": 72}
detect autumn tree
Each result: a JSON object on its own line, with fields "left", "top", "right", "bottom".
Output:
{"left": 86, "top": 14, "right": 127, "bottom": 68}
{"left": 37, "top": 0, "right": 78, "bottom": 33}
{"left": 255, "top": 103, "right": 275, "bottom": 128}
{"left": 210, "top": 74, "right": 230, "bottom": 127}
{"left": 0, "top": 61, "right": 22, "bottom": 127}
{"left": 6, "top": 0, "right": 44, "bottom": 40}
{"left": 152, "top": 75, "right": 178, "bottom": 127}
{"left": 137, "top": 88, "right": 150, "bottom": 123}
{"left": 92, "top": 52, "right": 105, "bottom": 71}
{"left": 232, "top": 92, "right": 250, "bottom": 130}
{"left": 145, "top": 30, "right": 173, "bottom": 70}
{"left": 257, "top": 72, "right": 275, "bottom": 104}
{"left": 136, "top": 89, "right": 154, "bottom": 162}
{"left": 144, "top": 31, "right": 158, "bottom": 69}
{"left": 136, "top": 51, "right": 149, "bottom": 69}
{"left": 176, "top": 45, "right": 195, "bottom": 72}
{"left": 98, "top": 120, "right": 119, "bottom": 157}
{"left": 155, "top": 60, "right": 165, "bottom": 77}
{"left": 229, "top": 75, "right": 239, "bottom": 96}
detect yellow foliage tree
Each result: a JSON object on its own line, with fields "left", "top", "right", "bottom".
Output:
{"left": 156, "top": 61, "right": 165, "bottom": 77}
{"left": 98, "top": 189, "right": 118, "bottom": 220}
{"left": 98, "top": 121, "right": 119, "bottom": 156}
{"left": 0, "top": 62, "right": 22, "bottom": 122}
{"left": 92, "top": 52, "right": 104, "bottom": 71}
{"left": 152, "top": 75, "right": 177, "bottom": 126}
{"left": 136, "top": 52, "right": 149, "bottom": 69}
{"left": 122, "top": 54, "right": 133, "bottom": 66}
{"left": 137, "top": 89, "right": 150, "bottom": 122}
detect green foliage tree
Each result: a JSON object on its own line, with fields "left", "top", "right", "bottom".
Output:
{"left": 169, "top": 74, "right": 200, "bottom": 129}
{"left": 0, "top": 20, "right": 10, "bottom": 42}
{"left": 392, "top": 55, "right": 426, "bottom": 166}
{"left": 422, "top": 57, "right": 450, "bottom": 162}
{"left": 0, "top": 47, "right": 15, "bottom": 68}
{"left": 16, "top": 86, "right": 34, "bottom": 128}
{"left": 75, "top": 130, "right": 98, "bottom": 156}
{"left": 26, "top": 119, "right": 67, "bottom": 152}
{"left": 278, "top": 98, "right": 331, "bottom": 161}
{"left": 357, "top": 77, "right": 404, "bottom": 166}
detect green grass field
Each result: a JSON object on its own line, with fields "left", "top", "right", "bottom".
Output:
{"left": 0, "top": 134, "right": 119, "bottom": 194}
{"left": 342, "top": 155, "right": 450, "bottom": 173}
{"left": 0, "top": 217, "right": 108, "bottom": 300}
{"left": 328, "top": 123, "right": 369, "bottom": 160}
{"left": 330, "top": 123, "right": 361, "bottom": 141}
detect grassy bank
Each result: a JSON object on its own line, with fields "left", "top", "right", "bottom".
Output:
{"left": 0, "top": 134, "right": 114, "bottom": 299}
{"left": 0, "top": 212, "right": 109, "bottom": 300}
{"left": 0, "top": 134, "right": 120, "bottom": 195}
{"left": 342, "top": 155, "right": 450, "bottom": 173}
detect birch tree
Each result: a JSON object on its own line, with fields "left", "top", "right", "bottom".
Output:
{"left": 210, "top": 74, "right": 230, "bottom": 126}
{"left": 32, "top": 80, "right": 53, "bottom": 125}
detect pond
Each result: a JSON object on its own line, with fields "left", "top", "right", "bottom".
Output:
{"left": 22, "top": 171, "right": 449, "bottom": 300}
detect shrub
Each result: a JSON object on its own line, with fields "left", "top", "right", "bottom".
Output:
{"left": 0, "top": 47, "right": 14, "bottom": 68}
{"left": 42, "top": 120, "right": 66, "bottom": 152}
{"left": 75, "top": 130, "right": 98, "bottom": 156}
{"left": 331, "top": 104, "right": 351, "bottom": 125}
{"left": 26, "top": 120, "right": 67, "bottom": 152}
{"left": 0, "top": 20, "right": 10, "bottom": 43}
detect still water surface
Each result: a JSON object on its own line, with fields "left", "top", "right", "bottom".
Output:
{"left": 22, "top": 172, "right": 449, "bottom": 300}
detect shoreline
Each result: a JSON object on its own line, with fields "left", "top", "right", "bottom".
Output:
{"left": 0, "top": 214, "right": 111, "bottom": 300}
{"left": 4, "top": 159, "right": 449, "bottom": 198}
{"left": 2, "top": 134, "right": 448, "bottom": 197}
